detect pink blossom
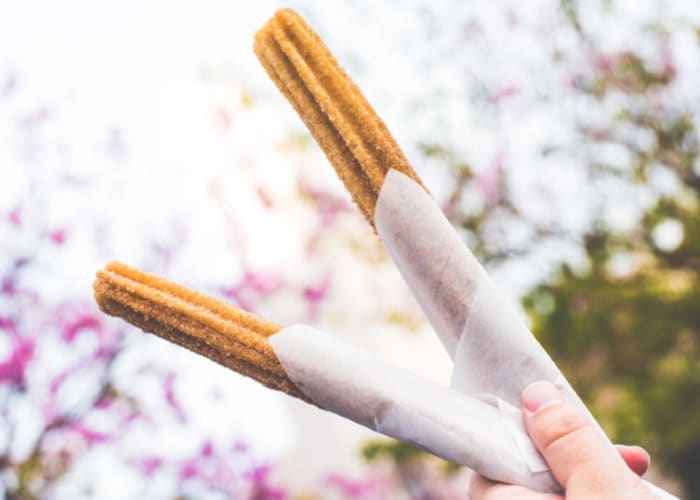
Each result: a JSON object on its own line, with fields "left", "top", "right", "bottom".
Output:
{"left": 60, "top": 312, "right": 102, "bottom": 343}
{"left": 660, "top": 38, "right": 677, "bottom": 79}
{"left": 220, "top": 287, "right": 254, "bottom": 311}
{"left": 304, "top": 187, "right": 348, "bottom": 226}
{"left": 232, "top": 440, "right": 248, "bottom": 454}
{"left": 474, "top": 155, "right": 503, "bottom": 206}
{"left": 243, "top": 271, "right": 283, "bottom": 294}
{"left": 42, "top": 363, "right": 85, "bottom": 423}
{"left": 201, "top": 440, "right": 214, "bottom": 457}
{"left": 45, "top": 367, "right": 75, "bottom": 415}
{"left": 594, "top": 53, "right": 614, "bottom": 72}
{"left": 136, "top": 456, "right": 163, "bottom": 477}
{"left": 489, "top": 86, "right": 519, "bottom": 103}
{"left": 1, "top": 260, "right": 32, "bottom": 298}
{"left": 0, "top": 335, "right": 35, "bottom": 385}
{"left": 302, "top": 273, "right": 331, "bottom": 321}
{"left": 324, "top": 472, "right": 382, "bottom": 498}
{"left": 0, "top": 316, "right": 15, "bottom": 331}
{"left": 1, "top": 277, "right": 16, "bottom": 296}
{"left": 119, "top": 408, "right": 143, "bottom": 428}
{"left": 42, "top": 338, "right": 123, "bottom": 424}
{"left": 8, "top": 208, "right": 21, "bottom": 227}
{"left": 245, "top": 465, "right": 287, "bottom": 500}
{"left": 174, "top": 441, "right": 241, "bottom": 491}
{"left": 69, "top": 422, "right": 112, "bottom": 444}
{"left": 54, "top": 303, "right": 122, "bottom": 361}
{"left": 94, "top": 392, "right": 116, "bottom": 409}
{"left": 178, "top": 458, "right": 199, "bottom": 480}
{"left": 221, "top": 270, "right": 284, "bottom": 311}
{"left": 319, "top": 197, "right": 346, "bottom": 226}
{"left": 49, "top": 229, "right": 66, "bottom": 245}
{"left": 163, "top": 373, "right": 187, "bottom": 422}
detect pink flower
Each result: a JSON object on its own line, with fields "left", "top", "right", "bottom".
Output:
{"left": 489, "top": 86, "right": 519, "bottom": 103}
{"left": 54, "top": 303, "right": 121, "bottom": 361}
{"left": 243, "top": 271, "right": 283, "bottom": 295}
{"left": 136, "top": 456, "right": 163, "bottom": 477}
{"left": 232, "top": 440, "right": 248, "bottom": 454}
{"left": 174, "top": 441, "right": 240, "bottom": 491}
{"left": 8, "top": 208, "right": 21, "bottom": 227}
{"left": 94, "top": 392, "right": 116, "bottom": 409}
{"left": 325, "top": 472, "right": 382, "bottom": 498}
{"left": 49, "top": 229, "right": 66, "bottom": 245}
{"left": 660, "top": 38, "right": 676, "bottom": 80}
{"left": 302, "top": 274, "right": 331, "bottom": 321}
{"left": 594, "top": 53, "right": 614, "bottom": 73}
{"left": 69, "top": 422, "right": 112, "bottom": 444}
{"left": 0, "top": 316, "right": 15, "bottom": 331}
{"left": 0, "top": 335, "right": 35, "bottom": 385}
{"left": 42, "top": 362, "right": 88, "bottom": 424}
{"left": 60, "top": 312, "right": 102, "bottom": 343}
{"left": 163, "top": 373, "right": 187, "bottom": 422}
{"left": 201, "top": 440, "right": 214, "bottom": 457}
{"left": 221, "top": 270, "right": 284, "bottom": 312}
{"left": 474, "top": 155, "right": 503, "bottom": 206}
{"left": 1, "top": 277, "right": 16, "bottom": 296}
{"left": 245, "top": 465, "right": 287, "bottom": 500}
{"left": 305, "top": 188, "right": 348, "bottom": 226}
{"left": 178, "top": 458, "right": 199, "bottom": 480}
{"left": 319, "top": 198, "right": 346, "bottom": 226}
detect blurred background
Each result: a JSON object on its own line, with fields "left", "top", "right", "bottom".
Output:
{"left": 1, "top": 0, "right": 698, "bottom": 498}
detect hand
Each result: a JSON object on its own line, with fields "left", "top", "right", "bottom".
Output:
{"left": 469, "top": 380, "right": 657, "bottom": 499}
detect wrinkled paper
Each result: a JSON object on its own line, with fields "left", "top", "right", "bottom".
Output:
{"left": 269, "top": 168, "right": 676, "bottom": 498}
{"left": 269, "top": 325, "right": 559, "bottom": 492}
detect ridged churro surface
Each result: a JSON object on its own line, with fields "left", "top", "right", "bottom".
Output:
{"left": 93, "top": 262, "right": 310, "bottom": 402}
{"left": 254, "top": 8, "right": 426, "bottom": 229}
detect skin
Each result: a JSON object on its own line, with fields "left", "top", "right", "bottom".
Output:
{"left": 469, "top": 381, "right": 658, "bottom": 499}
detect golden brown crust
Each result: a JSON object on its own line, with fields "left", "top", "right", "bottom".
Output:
{"left": 254, "top": 8, "right": 426, "bottom": 229}
{"left": 93, "top": 262, "right": 310, "bottom": 403}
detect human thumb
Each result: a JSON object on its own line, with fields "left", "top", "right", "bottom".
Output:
{"left": 522, "top": 381, "right": 650, "bottom": 497}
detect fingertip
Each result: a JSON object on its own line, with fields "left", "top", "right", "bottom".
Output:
{"left": 521, "top": 388, "right": 620, "bottom": 488}
{"left": 522, "top": 380, "right": 564, "bottom": 413}
{"left": 616, "top": 444, "right": 650, "bottom": 476}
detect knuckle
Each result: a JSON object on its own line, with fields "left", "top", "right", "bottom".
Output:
{"left": 533, "top": 404, "right": 590, "bottom": 453}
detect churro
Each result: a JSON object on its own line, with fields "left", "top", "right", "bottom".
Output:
{"left": 93, "top": 262, "right": 310, "bottom": 403}
{"left": 254, "top": 8, "right": 426, "bottom": 229}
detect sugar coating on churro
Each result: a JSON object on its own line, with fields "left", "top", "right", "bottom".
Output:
{"left": 254, "top": 8, "right": 426, "bottom": 229}
{"left": 93, "top": 262, "right": 310, "bottom": 403}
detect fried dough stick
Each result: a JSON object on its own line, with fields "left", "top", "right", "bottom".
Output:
{"left": 94, "top": 262, "right": 310, "bottom": 403}
{"left": 254, "top": 8, "right": 426, "bottom": 229}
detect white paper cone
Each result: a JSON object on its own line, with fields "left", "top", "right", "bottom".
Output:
{"left": 374, "top": 169, "right": 678, "bottom": 499}
{"left": 269, "top": 325, "right": 560, "bottom": 492}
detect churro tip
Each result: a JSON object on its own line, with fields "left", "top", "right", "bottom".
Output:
{"left": 253, "top": 7, "right": 427, "bottom": 230}
{"left": 254, "top": 8, "right": 294, "bottom": 47}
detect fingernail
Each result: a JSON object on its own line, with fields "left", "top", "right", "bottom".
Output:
{"left": 523, "top": 380, "right": 563, "bottom": 413}
{"left": 624, "top": 445, "right": 651, "bottom": 463}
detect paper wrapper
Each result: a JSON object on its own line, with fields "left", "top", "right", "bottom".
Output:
{"left": 270, "top": 169, "right": 676, "bottom": 498}
{"left": 374, "top": 169, "right": 675, "bottom": 498}
{"left": 270, "top": 325, "right": 560, "bottom": 492}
